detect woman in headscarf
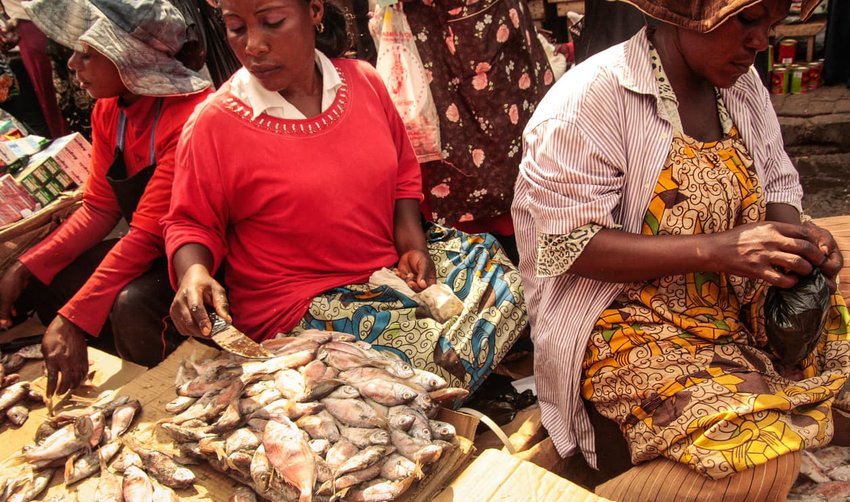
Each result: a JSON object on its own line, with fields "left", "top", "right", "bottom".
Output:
{"left": 513, "top": 0, "right": 848, "bottom": 499}
{"left": 0, "top": 0, "right": 211, "bottom": 395}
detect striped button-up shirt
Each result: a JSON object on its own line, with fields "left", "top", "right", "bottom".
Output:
{"left": 511, "top": 28, "right": 802, "bottom": 467}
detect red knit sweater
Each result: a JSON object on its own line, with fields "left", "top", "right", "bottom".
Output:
{"left": 164, "top": 59, "right": 422, "bottom": 341}
{"left": 21, "top": 91, "right": 210, "bottom": 336}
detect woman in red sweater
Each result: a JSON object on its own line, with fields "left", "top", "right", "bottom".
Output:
{"left": 0, "top": 0, "right": 211, "bottom": 395}
{"left": 164, "top": 0, "right": 526, "bottom": 394}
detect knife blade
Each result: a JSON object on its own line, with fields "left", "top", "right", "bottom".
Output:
{"left": 207, "top": 311, "right": 274, "bottom": 359}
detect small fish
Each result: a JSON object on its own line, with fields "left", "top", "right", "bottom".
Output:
{"left": 250, "top": 398, "right": 322, "bottom": 422}
{"left": 123, "top": 436, "right": 196, "bottom": 490}
{"left": 308, "top": 438, "right": 331, "bottom": 456}
{"left": 250, "top": 444, "right": 272, "bottom": 492}
{"left": 406, "top": 368, "right": 448, "bottom": 392}
{"left": 228, "top": 450, "right": 254, "bottom": 476}
{"left": 111, "top": 449, "right": 143, "bottom": 473}
{"left": 261, "top": 337, "right": 320, "bottom": 357}
{"left": 2, "top": 373, "right": 20, "bottom": 387}
{"left": 5, "top": 403, "right": 28, "bottom": 426}
{"left": 169, "top": 379, "right": 244, "bottom": 424}
{"left": 6, "top": 468, "right": 54, "bottom": 502}
{"left": 161, "top": 422, "right": 213, "bottom": 443}
{"left": 94, "top": 452, "right": 124, "bottom": 501}
{"left": 274, "top": 368, "right": 306, "bottom": 400}
{"left": 15, "top": 344, "right": 43, "bottom": 360}
{"left": 122, "top": 465, "right": 154, "bottom": 502}
{"left": 325, "top": 437, "right": 360, "bottom": 468}
{"left": 152, "top": 479, "right": 180, "bottom": 502}
{"left": 335, "top": 445, "right": 394, "bottom": 477}
{"left": 322, "top": 398, "right": 386, "bottom": 428}
{"left": 243, "top": 379, "right": 276, "bottom": 397}
{"left": 64, "top": 440, "right": 121, "bottom": 484}
{"left": 341, "top": 427, "right": 391, "bottom": 449}
{"left": 318, "top": 462, "right": 382, "bottom": 495}
{"left": 165, "top": 395, "right": 197, "bottom": 414}
{"left": 326, "top": 385, "right": 360, "bottom": 399}
{"left": 348, "top": 475, "right": 417, "bottom": 502}
{"left": 296, "top": 409, "right": 340, "bottom": 441}
{"left": 263, "top": 418, "right": 316, "bottom": 502}
{"left": 110, "top": 399, "right": 141, "bottom": 438}
{"left": 209, "top": 401, "right": 242, "bottom": 433}
{"left": 380, "top": 453, "right": 420, "bottom": 481}
{"left": 2, "top": 353, "right": 25, "bottom": 373}
{"left": 390, "top": 429, "right": 443, "bottom": 465}
{"left": 24, "top": 415, "right": 93, "bottom": 464}
{"left": 239, "top": 388, "right": 283, "bottom": 415}
{"left": 352, "top": 379, "right": 418, "bottom": 406}
{"left": 177, "top": 366, "right": 240, "bottom": 397}
{"left": 225, "top": 428, "right": 263, "bottom": 456}
{"left": 429, "top": 419, "right": 456, "bottom": 441}
{"left": 0, "top": 381, "right": 29, "bottom": 411}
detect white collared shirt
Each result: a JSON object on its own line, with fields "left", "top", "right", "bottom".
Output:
{"left": 229, "top": 49, "right": 342, "bottom": 120}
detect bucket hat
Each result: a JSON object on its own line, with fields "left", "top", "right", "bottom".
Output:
{"left": 23, "top": 0, "right": 210, "bottom": 96}
{"left": 620, "top": 0, "right": 821, "bottom": 33}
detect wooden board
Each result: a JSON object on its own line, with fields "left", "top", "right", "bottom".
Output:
{"left": 813, "top": 215, "right": 850, "bottom": 300}
{"left": 0, "top": 346, "right": 146, "bottom": 461}
{"left": 434, "top": 449, "right": 608, "bottom": 502}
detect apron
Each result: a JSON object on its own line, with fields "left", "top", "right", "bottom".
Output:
{"left": 105, "top": 98, "right": 163, "bottom": 222}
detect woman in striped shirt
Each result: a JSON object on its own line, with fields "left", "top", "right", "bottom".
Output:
{"left": 513, "top": 0, "right": 848, "bottom": 499}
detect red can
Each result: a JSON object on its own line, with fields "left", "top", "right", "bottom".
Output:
{"left": 778, "top": 39, "right": 797, "bottom": 65}
{"left": 771, "top": 65, "right": 788, "bottom": 94}
{"left": 807, "top": 61, "right": 823, "bottom": 90}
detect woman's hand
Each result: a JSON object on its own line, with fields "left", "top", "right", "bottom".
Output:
{"left": 802, "top": 221, "right": 844, "bottom": 291}
{"left": 0, "top": 260, "right": 31, "bottom": 329}
{"left": 171, "top": 263, "right": 230, "bottom": 338}
{"left": 713, "top": 221, "right": 831, "bottom": 289}
{"left": 42, "top": 315, "right": 88, "bottom": 396}
{"left": 396, "top": 249, "right": 437, "bottom": 292}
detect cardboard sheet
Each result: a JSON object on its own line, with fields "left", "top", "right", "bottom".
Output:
{"left": 0, "top": 345, "right": 146, "bottom": 460}
{"left": 435, "top": 449, "right": 609, "bottom": 502}
{"left": 3, "top": 338, "right": 477, "bottom": 501}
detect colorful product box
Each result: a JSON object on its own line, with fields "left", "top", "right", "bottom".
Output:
{"left": 0, "top": 135, "right": 47, "bottom": 167}
{"left": 0, "top": 174, "right": 38, "bottom": 226}
{"left": 14, "top": 133, "right": 92, "bottom": 204}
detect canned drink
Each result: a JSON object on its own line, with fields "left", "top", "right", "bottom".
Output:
{"left": 807, "top": 61, "right": 823, "bottom": 90}
{"left": 767, "top": 44, "right": 774, "bottom": 72}
{"left": 790, "top": 64, "right": 806, "bottom": 94}
{"left": 778, "top": 39, "right": 797, "bottom": 65}
{"left": 771, "top": 65, "right": 788, "bottom": 94}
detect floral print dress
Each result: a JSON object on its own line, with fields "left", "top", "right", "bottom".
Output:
{"left": 404, "top": 0, "right": 553, "bottom": 225}
{"left": 581, "top": 45, "right": 850, "bottom": 480}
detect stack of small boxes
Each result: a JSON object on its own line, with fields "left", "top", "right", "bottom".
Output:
{"left": 12, "top": 133, "right": 92, "bottom": 207}
{"left": 0, "top": 132, "right": 92, "bottom": 227}
{"left": 0, "top": 174, "right": 38, "bottom": 226}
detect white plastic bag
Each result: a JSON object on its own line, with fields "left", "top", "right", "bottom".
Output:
{"left": 371, "top": 4, "right": 442, "bottom": 163}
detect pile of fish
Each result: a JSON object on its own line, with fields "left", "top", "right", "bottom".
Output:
{"left": 0, "top": 393, "right": 141, "bottom": 501}
{"left": 162, "top": 330, "right": 468, "bottom": 501}
{"left": 0, "top": 344, "right": 45, "bottom": 428}
{"left": 790, "top": 446, "right": 850, "bottom": 501}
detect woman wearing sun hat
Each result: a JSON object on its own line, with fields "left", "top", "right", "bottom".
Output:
{"left": 0, "top": 0, "right": 211, "bottom": 395}
{"left": 513, "top": 0, "right": 849, "bottom": 499}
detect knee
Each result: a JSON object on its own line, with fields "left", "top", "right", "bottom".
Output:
{"left": 111, "top": 283, "right": 144, "bottom": 325}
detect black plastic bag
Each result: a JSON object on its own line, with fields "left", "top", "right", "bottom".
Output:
{"left": 765, "top": 268, "right": 831, "bottom": 366}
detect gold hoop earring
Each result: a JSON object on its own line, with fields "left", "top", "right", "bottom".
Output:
{"left": 316, "top": 22, "right": 325, "bottom": 33}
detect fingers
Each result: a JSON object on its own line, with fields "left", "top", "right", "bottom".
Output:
{"left": 207, "top": 282, "right": 231, "bottom": 323}
{"left": 189, "top": 302, "right": 212, "bottom": 337}
{"left": 45, "top": 363, "right": 58, "bottom": 397}
{"left": 0, "top": 294, "right": 12, "bottom": 329}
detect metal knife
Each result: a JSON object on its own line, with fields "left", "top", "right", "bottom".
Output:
{"left": 207, "top": 311, "right": 274, "bottom": 359}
